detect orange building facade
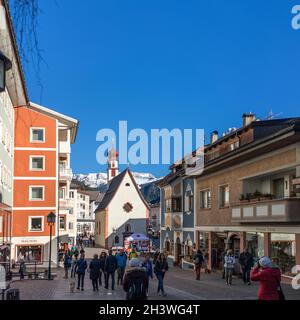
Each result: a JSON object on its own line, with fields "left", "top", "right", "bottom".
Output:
{"left": 12, "top": 103, "right": 78, "bottom": 264}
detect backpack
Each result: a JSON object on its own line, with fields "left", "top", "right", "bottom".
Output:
{"left": 127, "top": 278, "right": 146, "bottom": 300}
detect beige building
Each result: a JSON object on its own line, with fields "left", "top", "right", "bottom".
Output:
{"left": 194, "top": 114, "right": 300, "bottom": 278}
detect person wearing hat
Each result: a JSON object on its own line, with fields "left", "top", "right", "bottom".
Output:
{"left": 224, "top": 249, "right": 235, "bottom": 286}
{"left": 251, "top": 256, "right": 282, "bottom": 300}
{"left": 122, "top": 258, "right": 148, "bottom": 300}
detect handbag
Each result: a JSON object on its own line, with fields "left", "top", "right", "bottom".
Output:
{"left": 277, "top": 284, "right": 285, "bottom": 301}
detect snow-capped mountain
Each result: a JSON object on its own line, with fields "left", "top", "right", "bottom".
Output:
{"left": 73, "top": 172, "right": 159, "bottom": 188}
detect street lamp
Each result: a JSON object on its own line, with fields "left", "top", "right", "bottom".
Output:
{"left": 0, "top": 51, "right": 12, "bottom": 92}
{"left": 47, "top": 212, "right": 56, "bottom": 281}
{"left": 147, "top": 226, "right": 153, "bottom": 255}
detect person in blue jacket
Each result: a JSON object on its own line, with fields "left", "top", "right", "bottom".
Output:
{"left": 116, "top": 249, "right": 128, "bottom": 285}
{"left": 76, "top": 253, "right": 88, "bottom": 291}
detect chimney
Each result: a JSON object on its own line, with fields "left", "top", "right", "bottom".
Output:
{"left": 210, "top": 131, "right": 218, "bottom": 144}
{"left": 242, "top": 113, "right": 256, "bottom": 127}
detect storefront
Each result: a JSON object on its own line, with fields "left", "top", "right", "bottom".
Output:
{"left": 270, "top": 233, "right": 296, "bottom": 276}
{"left": 246, "top": 232, "right": 264, "bottom": 260}
{"left": 16, "top": 245, "right": 43, "bottom": 263}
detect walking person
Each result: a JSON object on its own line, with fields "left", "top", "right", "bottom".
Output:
{"left": 71, "top": 253, "right": 79, "bottom": 278}
{"left": 104, "top": 249, "right": 118, "bottom": 290}
{"left": 224, "top": 250, "right": 235, "bottom": 286}
{"left": 99, "top": 251, "right": 107, "bottom": 287}
{"left": 76, "top": 253, "right": 88, "bottom": 291}
{"left": 193, "top": 249, "right": 204, "bottom": 281}
{"left": 63, "top": 251, "right": 72, "bottom": 279}
{"left": 251, "top": 256, "right": 283, "bottom": 301}
{"left": 239, "top": 248, "right": 254, "bottom": 285}
{"left": 89, "top": 254, "right": 101, "bottom": 291}
{"left": 116, "top": 249, "right": 127, "bottom": 285}
{"left": 154, "top": 253, "right": 169, "bottom": 297}
{"left": 142, "top": 254, "right": 153, "bottom": 293}
{"left": 123, "top": 258, "right": 148, "bottom": 300}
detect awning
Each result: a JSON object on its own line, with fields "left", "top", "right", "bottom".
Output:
{"left": 126, "top": 233, "right": 149, "bottom": 242}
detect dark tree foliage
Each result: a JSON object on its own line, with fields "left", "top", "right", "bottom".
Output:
{"left": 8, "top": 0, "right": 45, "bottom": 98}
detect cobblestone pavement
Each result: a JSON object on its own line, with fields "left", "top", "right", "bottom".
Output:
{"left": 10, "top": 267, "right": 300, "bottom": 300}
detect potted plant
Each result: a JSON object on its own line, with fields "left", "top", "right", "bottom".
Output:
{"left": 253, "top": 190, "right": 263, "bottom": 201}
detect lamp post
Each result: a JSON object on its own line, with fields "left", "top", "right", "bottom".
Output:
{"left": 0, "top": 51, "right": 12, "bottom": 92}
{"left": 147, "top": 226, "right": 153, "bottom": 255}
{"left": 47, "top": 212, "right": 56, "bottom": 281}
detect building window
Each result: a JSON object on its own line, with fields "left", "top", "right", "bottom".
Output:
{"left": 30, "top": 156, "right": 45, "bottom": 171}
{"left": 59, "top": 188, "right": 65, "bottom": 199}
{"left": 30, "top": 186, "right": 44, "bottom": 201}
{"left": 200, "top": 189, "right": 211, "bottom": 209}
{"left": 29, "top": 217, "right": 43, "bottom": 231}
{"left": 125, "top": 183, "right": 130, "bottom": 187}
{"left": 69, "top": 222, "right": 73, "bottom": 230}
{"left": 219, "top": 185, "right": 229, "bottom": 208}
{"left": 165, "top": 199, "right": 172, "bottom": 212}
{"left": 114, "top": 236, "right": 120, "bottom": 244}
{"left": 172, "top": 198, "right": 182, "bottom": 212}
{"left": 30, "top": 128, "right": 45, "bottom": 143}
{"left": 59, "top": 216, "right": 66, "bottom": 230}
{"left": 125, "top": 224, "right": 131, "bottom": 233}
{"left": 69, "top": 191, "right": 74, "bottom": 198}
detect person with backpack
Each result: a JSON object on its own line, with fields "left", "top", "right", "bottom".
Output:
{"left": 63, "top": 251, "right": 72, "bottom": 279}
{"left": 239, "top": 248, "right": 254, "bottom": 285}
{"left": 142, "top": 254, "right": 153, "bottom": 288}
{"left": 251, "top": 256, "right": 283, "bottom": 300}
{"left": 104, "top": 249, "right": 118, "bottom": 290}
{"left": 193, "top": 249, "right": 204, "bottom": 281}
{"left": 89, "top": 254, "right": 101, "bottom": 291}
{"left": 116, "top": 249, "right": 127, "bottom": 285}
{"left": 123, "top": 258, "right": 148, "bottom": 300}
{"left": 224, "top": 250, "right": 235, "bottom": 286}
{"left": 154, "top": 253, "right": 169, "bottom": 297}
{"left": 76, "top": 253, "right": 88, "bottom": 291}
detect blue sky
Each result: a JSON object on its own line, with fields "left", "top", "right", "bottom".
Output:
{"left": 21, "top": 0, "right": 300, "bottom": 177}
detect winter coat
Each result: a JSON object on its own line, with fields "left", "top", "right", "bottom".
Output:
{"left": 239, "top": 252, "right": 254, "bottom": 269}
{"left": 104, "top": 255, "right": 118, "bottom": 273}
{"left": 251, "top": 267, "right": 281, "bottom": 300}
{"left": 99, "top": 257, "right": 106, "bottom": 272}
{"left": 154, "top": 259, "right": 169, "bottom": 275}
{"left": 142, "top": 260, "right": 153, "bottom": 278}
{"left": 116, "top": 253, "right": 128, "bottom": 268}
{"left": 76, "top": 258, "right": 88, "bottom": 274}
{"left": 193, "top": 253, "right": 204, "bottom": 266}
{"left": 123, "top": 267, "right": 148, "bottom": 300}
{"left": 224, "top": 255, "right": 235, "bottom": 269}
{"left": 89, "top": 259, "right": 101, "bottom": 280}
{"left": 64, "top": 254, "right": 72, "bottom": 268}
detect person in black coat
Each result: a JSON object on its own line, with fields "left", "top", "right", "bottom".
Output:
{"left": 99, "top": 251, "right": 107, "bottom": 287}
{"left": 89, "top": 254, "right": 101, "bottom": 291}
{"left": 104, "top": 249, "right": 118, "bottom": 290}
{"left": 154, "top": 253, "right": 169, "bottom": 296}
{"left": 239, "top": 248, "right": 254, "bottom": 285}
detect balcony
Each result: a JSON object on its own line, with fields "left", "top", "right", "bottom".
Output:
{"left": 231, "top": 197, "right": 300, "bottom": 223}
{"left": 59, "top": 167, "right": 73, "bottom": 181}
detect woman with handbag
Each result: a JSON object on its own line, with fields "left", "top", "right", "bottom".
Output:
{"left": 251, "top": 256, "right": 284, "bottom": 301}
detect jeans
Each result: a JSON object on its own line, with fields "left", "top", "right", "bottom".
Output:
{"left": 105, "top": 272, "right": 115, "bottom": 290}
{"left": 156, "top": 272, "right": 165, "bottom": 293}
{"left": 99, "top": 271, "right": 104, "bottom": 286}
{"left": 242, "top": 267, "right": 251, "bottom": 283}
{"left": 77, "top": 273, "right": 85, "bottom": 289}
{"left": 195, "top": 264, "right": 202, "bottom": 280}
{"left": 71, "top": 264, "right": 77, "bottom": 278}
{"left": 92, "top": 278, "right": 99, "bottom": 290}
{"left": 64, "top": 266, "right": 70, "bottom": 278}
{"left": 225, "top": 268, "right": 233, "bottom": 285}
{"left": 117, "top": 266, "right": 126, "bottom": 285}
